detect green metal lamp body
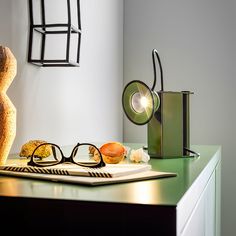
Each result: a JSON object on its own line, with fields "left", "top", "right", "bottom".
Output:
{"left": 122, "top": 49, "right": 197, "bottom": 158}
{"left": 148, "top": 91, "right": 192, "bottom": 158}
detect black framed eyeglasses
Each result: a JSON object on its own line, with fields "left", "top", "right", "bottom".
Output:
{"left": 27, "top": 142, "right": 106, "bottom": 168}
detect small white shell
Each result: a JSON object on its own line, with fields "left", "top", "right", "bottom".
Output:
{"left": 129, "top": 148, "right": 150, "bottom": 163}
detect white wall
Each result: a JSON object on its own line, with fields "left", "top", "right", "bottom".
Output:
{"left": 0, "top": 0, "right": 123, "bottom": 152}
{"left": 124, "top": 0, "right": 236, "bottom": 235}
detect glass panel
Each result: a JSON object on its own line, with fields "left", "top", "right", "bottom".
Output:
{"left": 33, "top": 144, "right": 62, "bottom": 166}
{"left": 73, "top": 144, "right": 101, "bottom": 165}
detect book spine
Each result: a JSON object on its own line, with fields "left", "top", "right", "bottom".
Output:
{"left": 82, "top": 168, "right": 112, "bottom": 178}
{"left": 0, "top": 166, "right": 112, "bottom": 178}
{"left": 0, "top": 166, "right": 70, "bottom": 175}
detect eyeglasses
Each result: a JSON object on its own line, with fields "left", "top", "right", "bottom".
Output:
{"left": 27, "top": 142, "right": 106, "bottom": 168}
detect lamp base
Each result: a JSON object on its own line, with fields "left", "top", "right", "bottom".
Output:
{"left": 147, "top": 91, "right": 192, "bottom": 158}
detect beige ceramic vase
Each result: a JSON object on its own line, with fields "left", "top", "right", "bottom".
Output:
{"left": 0, "top": 46, "right": 17, "bottom": 165}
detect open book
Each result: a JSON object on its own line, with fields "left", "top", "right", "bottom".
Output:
{"left": 0, "top": 163, "right": 152, "bottom": 178}
{"left": 0, "top": 163, "right": 177, "bottom": 186}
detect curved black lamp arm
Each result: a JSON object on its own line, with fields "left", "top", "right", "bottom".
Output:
{"left": 152, "top": 49, "right": 164, "bottom": 91}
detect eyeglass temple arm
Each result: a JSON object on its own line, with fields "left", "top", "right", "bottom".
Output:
{"left": 51, "top": 146, "right": 58, "bottom": 160}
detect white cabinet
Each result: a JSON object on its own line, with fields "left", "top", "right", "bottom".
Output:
{"left": 0, "top": 145, "right": 221, "bottom": 235}
{"left": 215, "top": 161, "right": 221, "bottom": 236}
{"left": 177, "top": 152, "right": 221, "bottom": 236}
{"left": 181, "top": 191, "right": 205, "bottom": 236}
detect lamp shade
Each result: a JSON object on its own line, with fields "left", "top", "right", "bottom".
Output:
{"left": 122, "top": 80, "right": 160, "bottom": 125}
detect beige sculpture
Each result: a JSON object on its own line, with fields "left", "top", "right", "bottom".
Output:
{"left": 0, "top": 46, "right": 17, "bottom": 165}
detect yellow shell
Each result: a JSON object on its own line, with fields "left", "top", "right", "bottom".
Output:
{"left": 19, "top": 140, "right": 52, "bottom": 158}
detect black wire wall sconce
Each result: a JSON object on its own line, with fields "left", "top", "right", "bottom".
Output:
{"left": 28, "top": 0, "right": 81, "bottom": 67}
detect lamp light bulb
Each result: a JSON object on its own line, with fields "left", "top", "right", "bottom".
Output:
{"left": 140, "top": 96, "right": 148, "bottom": 108}
{"left": 131, "top": 92, "right": 150, "bottom": 113}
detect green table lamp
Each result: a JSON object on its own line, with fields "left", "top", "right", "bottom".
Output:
{"left": 122, "top": 49, "right": 198, "bottom": 158}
